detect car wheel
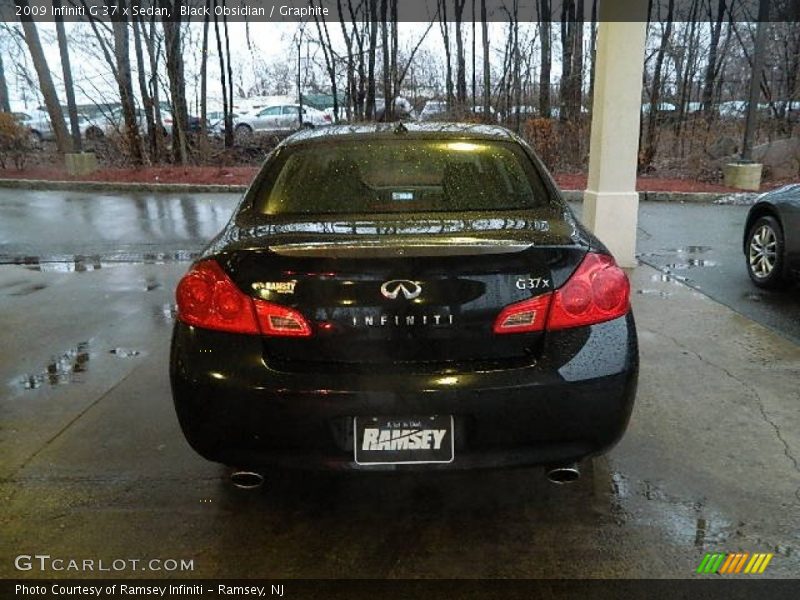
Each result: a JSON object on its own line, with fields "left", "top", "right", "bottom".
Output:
{"left": 235, "top": 124, "right": 253, "bottom": 140}
{"left": 29, "top": 130, "right": 43, "bottom": 145}
{"left": 85, "top": 126, "right": 104, "bottom": 140}
{"left": 301, "top": 122, "right": 314, "bottom": 130}
{"left": 746, "top": 215, "right": 787, "bottom": 289}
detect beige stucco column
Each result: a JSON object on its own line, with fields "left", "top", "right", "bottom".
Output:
{"left": 583, "top": 5, "right": 648, "bottom": 268}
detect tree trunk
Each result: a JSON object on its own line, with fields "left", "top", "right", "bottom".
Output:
{"left": 53, "top": 0, "right": 80, "bottom": 151}
{"left": 439, "top": 0, "right": 454, "bottom": 110}
{"left": 213, "top": 0, "right": 232, "bottom": 147}
{"left": 454, "top": 0, "right": 467, "bottom": 105}
{"left": 111, "top": 0, "right": 144, "bottom": 165}
{"left": 199, "top": 2, "right": 209, "bottom": 153}
{"left": 702, "top": 0, "right": 726, "bottom": 120}
{"left": 481, "top": 0, "right": 490, "bottom": 118}
{"left": 366, "top": 0, "right": 378, "bottom": 119}
{"left": 162, "top": 0, "right": 189, "bottom": 163}
{"left": 538, "top": 0, "right": 551, "bottom": 117}
{"left": 17, "top": 0, "right": 71, "bottom": 153}
{"left": 143, "top": 17, "right": 165, "bottom": 159}
{"left": 132, "top": 14, "right": 157, "bottom": 161}
{"left": 641, "top": 0, "right": 675, "bottom": 170}
{"left": 559, "top": 0, "right": 574, "bottom": 122}
{"left": 0, "top": 52, "right": 10, "bottom": 113}
{"left": 380, "top": 0, "right": 391, "bottom": 120}
{"left": 336, "top": 0, "right": 355, "bottom": 121}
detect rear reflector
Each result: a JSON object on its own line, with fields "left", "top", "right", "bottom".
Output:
{"left": 176, "top": 260, "right": 312, "bottom": 336}
{"left": 492, "top": 294, "right": 552, "bottom": 334}
{"left": 493, "top": 252, "right": 630, "bottom": 334}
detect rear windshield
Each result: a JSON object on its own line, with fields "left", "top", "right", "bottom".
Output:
{"left": 254, "top": 139, "right": 550, "bottom": 215}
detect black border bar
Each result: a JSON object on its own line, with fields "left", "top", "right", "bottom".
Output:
{"left": 4, "top": 579, "right": 800, "bottom": 600}
{"left": 2, "top": 0, "right": 799, "bottom": 23}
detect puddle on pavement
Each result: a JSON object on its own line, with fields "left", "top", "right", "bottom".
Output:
{"left": 17, "top": 341, "right": 91, "bottom": 390}
{"left": 636, "top": 289, "right": 672, "bottom": 298}
{"left": 607, "top": 471, "right": 734, "bottom": 549}
{"left": 651, "top": 273, "right": 690, "bottom": 284}
{"left": 639, "top": 246, "right": 713, "bottom": 259}
{"left": 664, "top": 259, "right": 718, "bottom": 270}
{"left": 110, "top": 348, "right": 141, "bottom": 358}
{"left": 153, "top": 303, "right": 177, "bottom": 325}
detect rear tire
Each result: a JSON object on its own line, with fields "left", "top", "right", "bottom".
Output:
{"left": 235, "top": 124, "right": 253, "bottom": 141}
{"left": 746, "top": 215, "right": 787, "bottom": 289}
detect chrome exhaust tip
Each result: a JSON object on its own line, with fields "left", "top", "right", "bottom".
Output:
{"left": 230, "top": 470, "right": 265, "bottom": 490}
{"left": 546, "top": 463, "right": 581, "bottom": 484}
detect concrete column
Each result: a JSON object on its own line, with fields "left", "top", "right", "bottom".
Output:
{"left": 583, "top": 5, "right": 648, "bottom": 268}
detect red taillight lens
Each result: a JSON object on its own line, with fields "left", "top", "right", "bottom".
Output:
{"left": 547, "top": 253, "right": 630, "bottom": 330}
{"left": 493, "top": 253, "right": 630, "bottom": 334}
{"left": 176, "top": 260, "right": 312, "bottom": 337}
{"left": 492, "top": 294, "right": 552, "bottom": 334}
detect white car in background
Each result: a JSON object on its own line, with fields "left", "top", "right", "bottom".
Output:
{"left": 233, "top": 104, "right": 330, "bottom": 136}
{"left": 24, "top": 111, "right": 104, "bottom": 142}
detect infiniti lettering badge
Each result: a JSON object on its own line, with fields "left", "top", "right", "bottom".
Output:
{"left": 381, "top": 280, "right": 422, "bottom": 300}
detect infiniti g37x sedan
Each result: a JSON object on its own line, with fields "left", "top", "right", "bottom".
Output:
{"left": 743, "top": 184, "right": 800, "bottom": 289}
{"left": 170, "top": 123, "right": 639, "bottom": 477}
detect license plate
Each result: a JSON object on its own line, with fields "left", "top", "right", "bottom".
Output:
{"left": 354, "top": 415, "right": 454, "bottom": 465}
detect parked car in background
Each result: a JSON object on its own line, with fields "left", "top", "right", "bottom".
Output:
{"left": 419, "top": 100, "right": 448, "bottom": 121}
{"left": 233, "top": 103, "right": 330, "bottom": 136}
{"left": 170, "top": 123, "right": 638, "bottom": 483}
{"left": 743, "top": 184, "right": 800, "bottom": 289}
{"left": 208, "top": 111, "right": 239, "bottom": 135}
{"left": 24, "top": 110, "right": 104, "bottom": 142}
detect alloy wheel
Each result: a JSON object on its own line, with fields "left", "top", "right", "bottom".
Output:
{"left": 748, "top": 224, "right": 778, "bottom": 279}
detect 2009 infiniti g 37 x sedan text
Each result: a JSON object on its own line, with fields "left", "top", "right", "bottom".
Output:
{"left": 170, "top": 123, "right": 638, "bottom": 480}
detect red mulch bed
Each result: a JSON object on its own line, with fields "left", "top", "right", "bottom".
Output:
{"left": 0, "top": 165, "right": 781, "bottom": 193}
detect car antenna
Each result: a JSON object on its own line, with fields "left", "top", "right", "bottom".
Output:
{"left": 393, "top": 121, "right": 408, "bottom": 134}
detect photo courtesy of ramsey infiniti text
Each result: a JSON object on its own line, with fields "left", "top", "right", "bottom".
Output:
{"left": 169, "top": 123, "right": 638, "bottom": 482}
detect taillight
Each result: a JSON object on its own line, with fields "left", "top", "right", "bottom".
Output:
{"left": 493, "top": 253, "right": 629, "bottom": 334}
{"left": 176, "top": 260, "right": 312, "bottom": 337}
{"left": 547, "top": 253, "right": 630, "bottom": 330}
{"left": 492, "top": 294, "right": 552, "bottom": 334}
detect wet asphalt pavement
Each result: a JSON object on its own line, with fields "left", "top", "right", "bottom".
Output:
{"left": 1, "top": 190, "right": 799, "bottom": 580}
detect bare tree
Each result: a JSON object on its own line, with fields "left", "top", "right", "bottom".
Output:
{"left": 481, "top": 0, "right": 490, "bottom": 118}
{"left": 641, "top": 0, "right": 675, "bottom": 170}
{"left": 111, "top": 0, "right": 144, "bottom": 165}
{"left": 161, "top": 0, "right": 190, "bottom": 162}
{"left": 132, "top": 13, "right": 159, "bottom": 160}
{"left": 16, "top": 0, "right": 71, "bottom": 153}
{"left": 53, "top": 0, "right": 80, "bottom": 151}
{"left": 213, "top": 0, "right": 233, "bottom": 146}
{"left": 0, "top": 52, "right": 10, "bottom": 113}
{"left": 366, "top": 0, "right": 378, "bottom": 118}
{"left": 538, "top": 0, "right": 552, "bottom": 117}
{"left": 454, "top": 0, "right": 468, "bottom": 104}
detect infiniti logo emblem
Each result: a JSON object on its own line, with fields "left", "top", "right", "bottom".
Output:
{"left": 380, "top": 279, "right": 422, "bottom": 300}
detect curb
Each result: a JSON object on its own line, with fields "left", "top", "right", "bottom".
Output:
{"left": 0, "top": 177, "right": 759, "bottom": 204}
{"left": 0, "top": 178, "right": 246, "bottom": 194}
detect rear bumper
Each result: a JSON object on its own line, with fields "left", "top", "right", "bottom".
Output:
{"left": 169, "top": 314, "right": 638, "bottom": 471}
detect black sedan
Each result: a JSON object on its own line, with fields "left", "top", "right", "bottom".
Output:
{"left": 170, "top": 123, "right": 638, "bottom": 483}
{"left": 744, "top": 184, "right": 800, "bottom": 289}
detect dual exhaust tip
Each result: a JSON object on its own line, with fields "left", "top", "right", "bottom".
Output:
{"left": 231, "top": 463, "right": 580, "bottom": 488}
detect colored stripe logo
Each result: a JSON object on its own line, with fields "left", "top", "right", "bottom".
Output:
{"left": 696, "top": 552, "right": 773, "bottom": 574}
